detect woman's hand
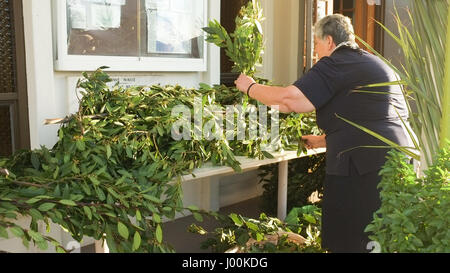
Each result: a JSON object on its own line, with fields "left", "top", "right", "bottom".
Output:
{"left": 301, "top": 135, "right": 326, "bottom": 149}
{"left": 235, "top": 74, "right": 256, "bottom": 94}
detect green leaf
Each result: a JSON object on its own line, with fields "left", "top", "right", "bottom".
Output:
{"left": 132, "top": 232, "right": 141, "bottom": 252}
{"left": 89, "top": 176, "right": 101, "bottom": 186}
{"left": 143, "top": 195, "right": 162, "bottom": 204}
{"left": 262, "top": 151, "right": 274, "bottom": 159}
{"left": 107, "top": 188, "right": 120, "bottom": 199}
{"left": 29, "top": 209, "right": 44, "bottom": 221}
{"left": 193, "top": 212, "right": 203, "bottom": 223}
{"left": 96, "top": 187, "right": 106, "bottom": 201}
{"left": 26, "top": 197, "right": 45, "bottom": 205}
{"left": 58, "top": 129, "right": 64, "bottom": 141}
{"left": 117, "top": 222, "right": 129, "bottom": 240}
{"left": 118, "top": 169, "right": 133, "bottom": 178}
{"left": 105, "top": 225, "right": 118, "bottom": 253}
{"left": 76, "top": 140, "right": 86, "bottom": 152}
{"left": 106, "top": 145, "right": 112, "bottom": 159}
{"left": 81, "top": 183, "right": 92, "bottom": 196}
{"left": 0, "top": 226, "right": 9, "bottom": 239}
{"left": 245, "top": 221, "right": 259, "bottom": 231}
{"left": 59, "top": 200, "right": 77, "bottom": 206}
{"left": 187, "top": 205, "right": 199, "bottom": 211}
{"left": 54, "top": 185, "right": 61, "bottom": 197}
{"left": 285, "top": 208, "right": 301, "bottom": 226}
{"left": 303, "top": 214, "right": 317, "bottom": 224}
{"left": 36, "top": 240, "right": 49, "bottom": 251}
{"left": 31, "top": 153, "right": 40, "bottom": 170}
{"left": 136, "top": 210, "right": 142, "bottom": 222}
{"left": 83, "top": 206, "right": 92, "bottom": 220}
{"left": 104, "top": 212, "right": 117, "bottom": 218}
{"left": 230, "top": 213, "right": 243, "bottom": 227}
{"left": 156, "top": 224, "right": 163, "bottom": 243}
{"left": 28, "top": 230, "right": 44, "bottom": 242}
{"left": 237, "top": 233, "right": 250, "bottom": 246}
{"left": 152, "top": 213, "right": 161, "bottom": 224}
{"left": 256, "top": 232, "right": 264, "bottom": 242}
{"left": 38, "top": 203, "right": 56, "bottom": 212}
{"left": 56, "top": 246, "right": 67, "bottom": 253}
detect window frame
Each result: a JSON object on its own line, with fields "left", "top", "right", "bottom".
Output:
{"left": 53, "top": 0, "right": 208, "bottom": 72}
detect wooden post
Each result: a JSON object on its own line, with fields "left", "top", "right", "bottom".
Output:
{"left": 305, "top": 0, "right": 314, "bottom": 71}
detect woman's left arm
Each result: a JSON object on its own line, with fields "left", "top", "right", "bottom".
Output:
{"left": 235, "top": 74, "right": 315, "bottom": 113}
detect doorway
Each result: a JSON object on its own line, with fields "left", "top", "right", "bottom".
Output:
{"left": 333, "top": 0, "right": 385, "bottom": 53}
{"left": 0, "top": 0, "right": 30, "bottom": 157}
{"left": 220, "top": 0, "right": 250, "bottom": 86}
{"left": 302, "top": 0, "right": 386, "bottom": 75}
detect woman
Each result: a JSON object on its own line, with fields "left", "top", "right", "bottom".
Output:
{"left": 235, "top": 14, "right": 414, "bottom": 253}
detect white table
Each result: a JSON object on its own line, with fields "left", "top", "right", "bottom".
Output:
{"left": 180, "top": 148, "right": 326, "bottom": 220}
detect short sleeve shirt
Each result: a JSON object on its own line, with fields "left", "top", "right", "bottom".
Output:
{"left": 294, "top": 47, "right": 413, "bottom": 176}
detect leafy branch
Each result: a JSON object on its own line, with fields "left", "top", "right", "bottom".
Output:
{"left": 203, "top": 0, "right": 264, "bottom": 77}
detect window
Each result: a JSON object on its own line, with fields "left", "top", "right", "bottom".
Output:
{"left": 333, "top": 0, "right": 384, "bottom": 51}
{"left": 333, "top": 0, "right": 355, "bottom": 23}
{"left": 54, "top": 0, "right": 208, "bottom": 71}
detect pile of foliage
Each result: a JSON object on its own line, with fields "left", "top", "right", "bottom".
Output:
{"left": 189, "top": 205, "right": 325, "bottom": 253}
{"left": 365, "top": 143, "right": 449, "bottom": 253}
{"left": 0, "top": 67, "right": 318, "bottom": 252}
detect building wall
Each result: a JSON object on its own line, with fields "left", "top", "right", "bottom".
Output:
{"left": 383, "top": 0, "right": 411, "bottom": 69}
{"left": 259, "top": 0, "right": 301, "bottom": 86}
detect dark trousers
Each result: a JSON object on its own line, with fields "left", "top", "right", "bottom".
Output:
{"left": 321, "top": 162, "right": 382, "bottom": 253}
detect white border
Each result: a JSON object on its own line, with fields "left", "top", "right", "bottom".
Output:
{"left": 53, "top": 0, "right": 208, "bottom": 72}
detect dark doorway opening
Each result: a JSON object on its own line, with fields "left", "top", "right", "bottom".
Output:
{"left": 0, "top": 0, "right": 30, "bottom": 157}
{"left": 220, "top": 0, "right": 250, "bottom": 87}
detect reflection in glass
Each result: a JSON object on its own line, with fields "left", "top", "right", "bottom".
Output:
{"left": 343, "top": 0, "right": 355, "bottom": 10}
{"left": 146, "top": 0, "right": 203, "bottom": 57}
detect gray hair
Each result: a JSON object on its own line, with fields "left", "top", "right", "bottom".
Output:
{"left": 314, "top": 14, "right": 358, "bottom": 47}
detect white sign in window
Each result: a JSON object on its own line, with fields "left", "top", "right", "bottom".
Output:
{"left": 54, "top": 0, "right": 207, "bottom": 71}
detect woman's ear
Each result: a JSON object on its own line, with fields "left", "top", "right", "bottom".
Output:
{"left": 327, "top": 35, "right": 335, "bottom": 50}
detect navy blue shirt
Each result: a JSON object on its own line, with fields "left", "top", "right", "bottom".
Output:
{"left": 294, "top": 47, "right": 413, "bottom": 176}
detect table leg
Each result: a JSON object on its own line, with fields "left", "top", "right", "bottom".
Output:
{"left": 201, "top": 176, "right": 220, "bottom": 212}
{"left": 278, "top": 160, "right": 288, "bottom": 220}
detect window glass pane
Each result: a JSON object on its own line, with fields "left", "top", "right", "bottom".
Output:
{"left": 144, "top": 0, "right": 204, "bottom": 58}
{"left": 67, "top": 0, "right": 138, "bottom": 56}
{"left": 333, "top": 0, "right": 341, "bottom": 12}
{"left": 66, "top": 0, "right": 204, "bottom": 59}
{"left": 343, "top": 0, "right": 354, "bottom": 10}
{"left": 0, "top": 105, "right": 13, "bottom": 157}
{"left": 343, "top": 11, "right": 354, "bottom": 23}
